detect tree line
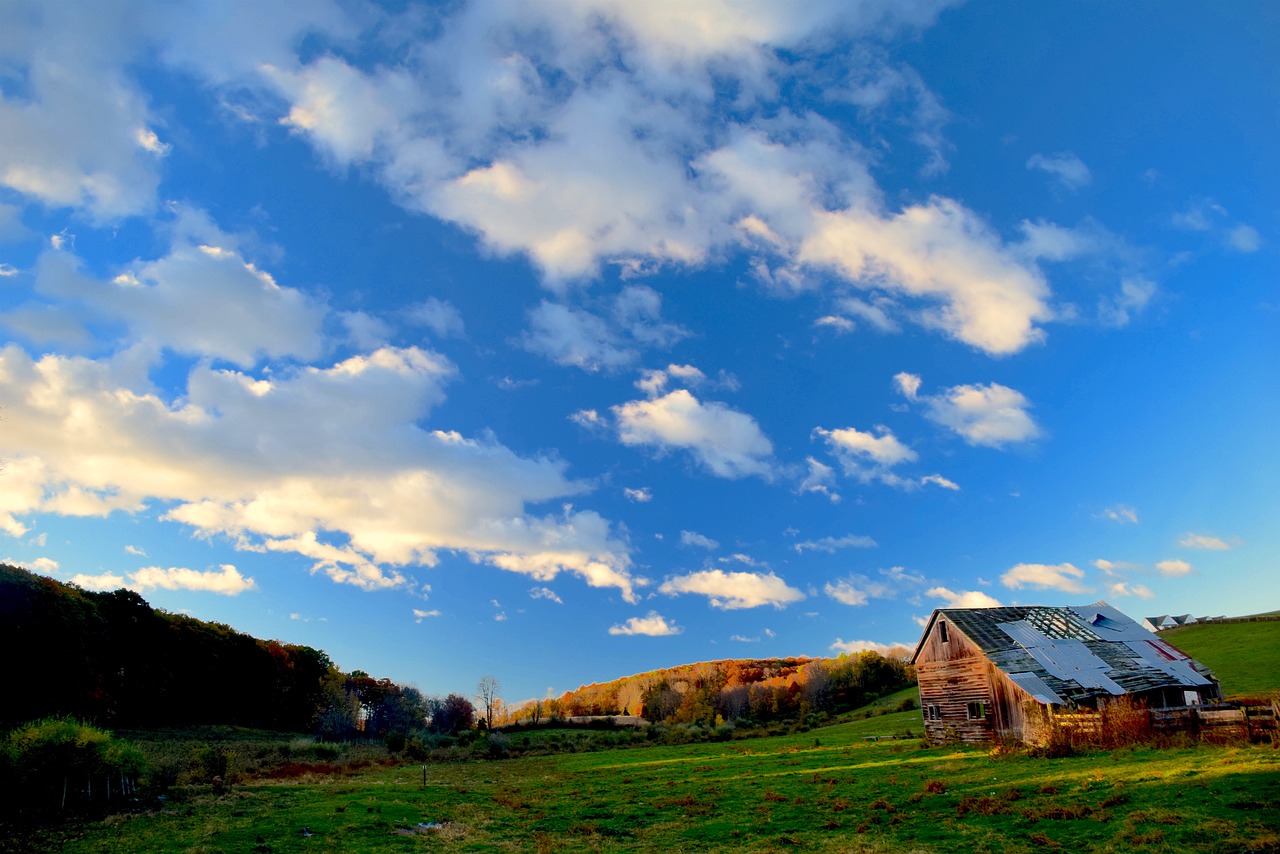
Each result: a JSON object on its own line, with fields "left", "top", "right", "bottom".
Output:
{"left": 0, "top": 564, "right": 473, "bottom": 738}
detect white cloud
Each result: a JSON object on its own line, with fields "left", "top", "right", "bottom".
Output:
{"left": 926, "top": 586, "right": 1003, "bottom": 608}
{"left": 899, "top": 376, "right": 1040, "bottom": 448}
{"left": 1172, "top": 199, "right": 1260, "bottom": 253}
{"left": 636, "top": 363, "right": 707, "bottom": 397}
{"left": 1026, "top": 152, "right": 1092, "bottom": 190}
{"left": 69, "top": 572, "right": 128, "bottom": 591}
{"left": 797, "top": 198, "right": 1052, "bottom": 354}
{"left": 1093, "top": 558, "right": 1140, "bottom": 575}
{"left": 4, "top": 556, "right": 59, "bottom": 574}
{"left": 815, "top": 425, "right": 916, "bottom": 468}
{"left": 1227, "top": 224, "right": 1261, "bottom": 253}
{"left": 680, "top": 530, "right": 719, "bottom": 550}
{"left": 659, "top": 568, "right": 804, "bottom": 610}
{"left": 529, "top": 586, "right": 563, "bottom": 604}
{"left": 814, "top": 315, "right": 855, "bottom": 334}
{"left": 893, "top": 371, "right": 922, "bottom": 401}
{"left": 824, "top": 579, "right": 871, "bottom": 606}
{"left": 57, "top": 563, "right": 254, "bottom": 596}
{"left": 523, "top": 301, "right": 639, "bottom": 372}
{"left": 0, "top": 263, "right": 18, "bottom": 277}
{"left": 1178, "top": 533, "right": 1231, "bottom": 550}
{"left": 1155, "top": 559, "right": 1193, "bottom": 578}
{"left": 609, "top": 611, "right": 682, "bottom": 637}
{"left": 34, "top": 225, "right": 328, "bottom": 368}
{"left": 1000, "top": 562, "right": 1090, "bottom": 593}
{"left": 124, "top": 545, "right": 147, "bottom": 556}
{"left": 829, "top": 638, "right": 912, "bottom": 657}
{"left": 1100, "top": 505, "right": 1139, "bottom": 525}
{"left": 203, "top": 3, "right": 1048, "bottom": 355}
{"left": 130, "top": 564, "right": 257, "bottom": 595}
{"left": 794, "top": 534, "right": 877, "bottom": 554}
{"left": 920, "top": 473, "right": 960, "bottom": 490}
{"left": 404, "top": 297, "right": 465, "bottom": 338}
{"left": 1107, "top": 582, "right": 1154, "bottom": 600}
{"left": 523, "top": 287, "right": 687, "bottom": 372}
{"left": 1098, "top": 276, "right": 1156, "bottom": 328}
{"left": 798, "top": 456, "right": 841, "bottom": 502}
{"left": 0, "top": 340, "right": 644, "bottom": 602}
{"left": 613, "top": 389, "right": 774, "bottom": 479}
{"left": 813, "top": 423, "right": 958, "bottom": 490}
{"left": 624, "top": 487, "right": 653, "bottom": 503}
{"left": 413, "top": 608, "right": 441, "bottom": 623}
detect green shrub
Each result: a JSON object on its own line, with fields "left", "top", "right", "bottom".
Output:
{"left": 1, "top": 717, "right": 145, "bottom": 816}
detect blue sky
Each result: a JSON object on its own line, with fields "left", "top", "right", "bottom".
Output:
{"left": 1, "top": 0, "right": 1276, "bottom": 703}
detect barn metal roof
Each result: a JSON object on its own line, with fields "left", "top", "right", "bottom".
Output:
{"left": 914, "top": 602, "right": 1218, "bottom": 707}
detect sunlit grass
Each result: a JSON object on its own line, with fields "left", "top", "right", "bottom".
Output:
{"left": 42, "top": 707, "right": 1280, "bottom": 854}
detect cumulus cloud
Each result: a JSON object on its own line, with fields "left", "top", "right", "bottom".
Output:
{"left": 68, "top": 572, "right": 129, "bottom": 591}
{"left": 64, "top": 563, "right": 255, "bottom": 595}
{"left": 33, "top": 224, "right": 327, "bottom": 367}
{"left": 1026, "top": 152, "right": 1092, "bottom": 190}
{"left": 1000, "top": 562, "right": 1090, "bottom": 593}
{"left": 207, "top": 2, "right": 1047, "bottom": 354}
{"left": 413, "top": 608, "right": 441, "bottom": 623}
{"left": 813, "top": 424, "right": 954, "bottom": 490}
{"left": 613, "top": 389, "right": 774, "bottom": 479}
{"left": 1178, "top": 533, "right": 1231, "bottom": 550}
{"left": 0, "top": 338, "right": 643, "bottom": 601}
{"left": 609, "top": 611, "right": 682, "bottom": 636}
{"left": 1155, "top": 559, "right": 1193, "bottom": 577}
{"left": 659, "top": 569, "right": 804, "bottom": 610}
{"left": 897, "top": 375, "right": 1040, "bottom": 448}
{"left": 130, "top": 564, "right": 257, "bottom": 595}
{"left": 1107, "top": 581, "right": 1154, "bottom": 600}
{"left": 926, "top": 586, "right": 1002, "bottom": 608}
{"left": 624, "top": 487, "right": 653, "bottom": 502}
{"left": 829, "top": 638, "right": 912, "bottom": 657}
{"left": 680, "top": 530, "right": 720, "bottom": 550}
{"left": 794, "top": 534, "right": 877, "bottom": 553}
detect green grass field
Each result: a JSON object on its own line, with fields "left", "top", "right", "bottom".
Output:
{"left": 40, "top": 697, "right": 1280, "bottom": 854}
{"left": 1162, "top": 619, "right": 1280, "bottom": 699}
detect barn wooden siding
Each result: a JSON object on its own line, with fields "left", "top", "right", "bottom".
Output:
{"left": 915, "top": 618, "right": 1039, "bottom": 744}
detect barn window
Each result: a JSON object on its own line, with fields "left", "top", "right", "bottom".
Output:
{"left": 966, "top": 701, "right": 986, "bottom": 720}
{"left": 925, "top": 704, "right": 941, "bottom": 721}
{"left": 938, "top": 621, "right": 949, "bottom": 643}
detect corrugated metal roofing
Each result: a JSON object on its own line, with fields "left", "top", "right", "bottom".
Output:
{"left": 926, "top": 601, "right": 1218, "bottom": 708}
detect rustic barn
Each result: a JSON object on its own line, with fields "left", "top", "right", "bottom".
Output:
{"left": 911, "top": 602, "right": 1222, "bottom": 744}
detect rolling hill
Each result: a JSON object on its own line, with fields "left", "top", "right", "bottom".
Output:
{"left": 1161, "top": 616, "right": 1280, "bottom": 698}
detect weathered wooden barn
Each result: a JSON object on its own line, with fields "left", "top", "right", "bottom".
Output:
{"left": 911, "top": 602, "right": 1222, "bottom": 744}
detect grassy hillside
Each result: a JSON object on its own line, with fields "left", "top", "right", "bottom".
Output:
{"left": 39, "top": 709, "right": 1279, "bottom": 854}
{"left": 1161, "top": 619, "right": 1280, "bottom": 699}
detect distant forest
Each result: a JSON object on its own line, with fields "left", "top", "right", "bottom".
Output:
{"left": 0, "top": 564, "right": 469, "bottom": 738}
{"left": 502, "top": 650, "right": 915, "bottom": 729}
